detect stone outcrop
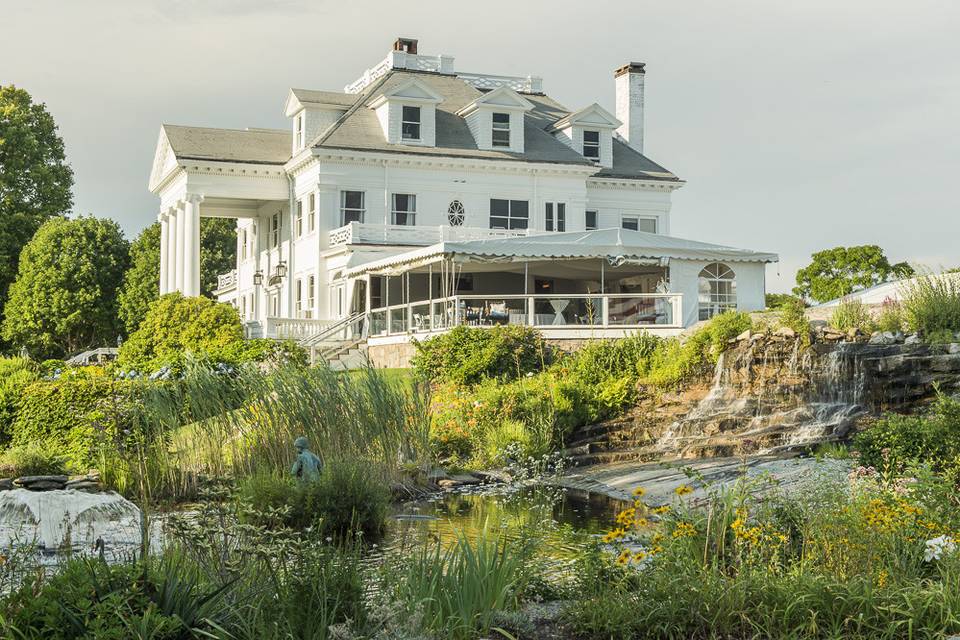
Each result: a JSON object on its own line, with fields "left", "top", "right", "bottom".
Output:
{"left": 564, "top": 335, "right": 960, "bottom": 465}
{"left": 2, "top": 472, "right": 103, "bottom": 493}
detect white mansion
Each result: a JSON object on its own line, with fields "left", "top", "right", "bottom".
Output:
{"left": 149, "top": 38, "right": 776, "bottom": 366}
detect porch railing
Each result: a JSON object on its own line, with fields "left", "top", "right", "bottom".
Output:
{"left": 216, "top": 269, "right": 238, "bottom": 291}
{"left": 328, "top": 222, "right": 531, "bottom": 247}
{"left": 265, "top": 317, "right": 336, "bottom": 340}
{"left": 367, "top": 293, "right": 683, "bottom": 337}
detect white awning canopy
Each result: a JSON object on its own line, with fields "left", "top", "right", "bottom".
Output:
{"left": 346, "top": 228, "right": 778, "bottom": 277}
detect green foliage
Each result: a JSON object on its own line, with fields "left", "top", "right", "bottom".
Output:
{"left": 2, "top": 216, "right": 130, "bottom": 359}
{"left": 829, "top": 298, "right": 876, "bottom": 333}
{"left": 0, "top": 85, "right": 74, "bottom": 314}
{"left": 567, "top": 470, "right": 960, "bottom": 640}
{"left": 382, "top": 529, "right": 531, "bottom": 640}
{"left": 0, "top": 357, "right": 37, "bottom": 445}
{"left": 900, "top": 273, "right": 960, "bottom": 339}
{"left": 794, "top": 245, "right": 914, "bottom": 303}
{"left": 9, "top": 369, "right": 144, "bottom": 472}
{"left": 218, "top": 338, "right": 309, "bottom": 369}
{"left": 566, "top": 333, "right": 662, "bottom": 386}
{"left": 645, "top": 311, "right": 752, "bottom": 388}
{"left": 875, "top": 299, "right": 906, "bottom": 334}
{"left": 117, "top": 219, "right": 238, "bottom": 334}
{"left": 118, "top": 292, "right": 243, "bottom": 373}
{"left": 765, "top": 292, "right": 806, "bottom": 310}
{"left": 412, "top": 324, "right": 549, "bottom": 385}
{"left": 0, "top": 441, "right": 67, "bottom": 477}
{"left": 777, "top": 298, "right": 812, "bottom": 344}
{"left": 854, "top": 393, "right": 960, "bottom": 475}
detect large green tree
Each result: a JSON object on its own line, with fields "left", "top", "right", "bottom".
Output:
{"left": 1, "top": 216, "right": 130, "bottom": 358}
{"left": 0, "top": 85, "right": 74, "bottom": 310}
{"left": 793, "top": 245, "right": 914, "bottom": 303}
{"left": 117, "top": 218, "right": 237, "bottom": 333}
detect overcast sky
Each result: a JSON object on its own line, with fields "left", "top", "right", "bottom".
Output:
{"left": 3, "top": 0, "right": 957, "bottom": 292}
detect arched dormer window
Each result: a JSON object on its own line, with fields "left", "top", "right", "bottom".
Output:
{"left": 447, "top": 200, "right": 465, "bottom": 226}
{"left": 698, "top": 263, "right": 737, "bottom": 320}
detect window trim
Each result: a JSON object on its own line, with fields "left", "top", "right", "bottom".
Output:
{"left": 401, "top": 105, "right": 422, "bottom": 142}
{"left": 391, "top": 193, "right": 417, "bottom": 226}
{"left": 308, "top": 193, "right": 316, "bottom": 233}
{"left": 491, "top": 112, "right": 511, "bottom": 148}
{"left": 585, "top": 210, "right": 598, "bottom": 231}
{"left": 295, "top": 199, "right": 303, "bottom": 238}
{"left": 621, "top": 215, "right": 657, "bottom": 233}
{"left": 545, "top": 202, "right": 566, "bottom": 232}
{"left": 340, "top": 190, "right": 365, "bottom": 226}
{"left": 698, "top": 262, "right": 738, "bottom": 321}
{"left": 489, "top": 198, "right": 529, "bottom": 230}
{"left": 295, "top": 112, "right": 305, "bottom": 150}
{"left": 306, "top": 275, "right": 315, "bottom": 318}
{"left": 582, "top": 129, "right": 600, "bottom": 161}
{"left": 269, "top": 212, "right": 281, "bottom": 248}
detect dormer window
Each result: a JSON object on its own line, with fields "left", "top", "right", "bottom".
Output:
{"left": 295, "top": 112, "right": 305, "bottom": 150}
{"left": 401, "top": 106, "right": 421, "bottom": 141}
{"left": 583, "top": 130, "right": 600, "bottom": 161}
{"left": 492, "top": 113, "right": 511, "bottom": 147}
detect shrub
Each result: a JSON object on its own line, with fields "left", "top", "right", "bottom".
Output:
{"left": 875, "top": 299, "right": 906, "bottom": 333}
{"left": 118, "top": 292, "right": 243, "bottom": 374}
{"left": 0, "top": 442, "right": 67, "bottom": 477}
{"left": 412, "top": 325, "right": 549, "bottom": 385}
{"left": 218, "top": 338, "right": 308, "bottom": 368}
{"left": 765, "top": 293, "right": 806, "bottom": 310}
{"left": 901, "top": 273, "right": 960, "bottom": 339}
{"left": 566, "top": 333, "right": 662, "bottom": 386}
{"left": 0, "top": 357, "right": 37, "bottom": 445}
{"left": 776, "top": 298, "right": 812, "bottom": 344}
{"left": 854, "top": 393, "right": 960, "bottom": 476}
{"left": 829, "top": 298, "right": 875, "bottom": 333}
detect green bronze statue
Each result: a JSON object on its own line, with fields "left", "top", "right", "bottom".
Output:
{"left": 291, "top": 436, "right": 323, "bottom": 481}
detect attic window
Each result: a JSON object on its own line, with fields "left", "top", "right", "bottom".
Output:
{"left": 295, "top": 113, "right": 305, "bottom": 150}
{"left": 583, "top": 130, "right": 600, "bottom": 161}
{"left": 492, "top": 113, "right": 510, "bottom": 147}
{"left": 401, "top": 106, "right": 421, "bottom": 141}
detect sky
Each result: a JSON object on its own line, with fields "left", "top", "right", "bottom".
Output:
{"left": 2, "top": 0, "right": 958, "bottom": 293}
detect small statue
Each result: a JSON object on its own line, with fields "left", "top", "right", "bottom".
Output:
{"left": 291, "top": 436, "right": 323, "bottom": 482}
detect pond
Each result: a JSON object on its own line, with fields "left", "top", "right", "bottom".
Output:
{"left": 384, "top": 483, "right": 627, "bottom": 565}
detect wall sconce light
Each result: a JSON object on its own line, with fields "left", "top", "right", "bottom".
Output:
{"left": 276, "top": 261, "right": 288, "bottom": 279}
{"left": 253, "top": 270, "right": 263, "bottom": 286}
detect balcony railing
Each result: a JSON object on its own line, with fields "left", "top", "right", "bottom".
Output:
{"left": 329, "top": 222, "right": 530, "bottom": 247}
{"left": 368, "top": 293, "right": 682, "bottom": 337}
{"left": 216, "top": 269, "right": 238, "bottom": 291}
{"left": 265, "top": 317, "right": 337, "bottom": 340}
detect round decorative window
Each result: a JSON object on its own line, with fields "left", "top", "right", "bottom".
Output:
{"left": 447, "top": 200, "right": 465, "bottom": 226}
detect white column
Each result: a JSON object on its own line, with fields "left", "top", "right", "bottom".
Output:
{"left": 158, "top": 212, "right": 169, "bottom": 295}
{"left": 174, "top": 205, "right": 185, "bottom": 293}
{"left": 183, "top": 194, "right": 203, "bottom": 297}
{"left": 166, "top": 209, "right": 178, "bottom": 293}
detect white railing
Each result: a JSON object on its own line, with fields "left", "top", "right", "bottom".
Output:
{"left": 457, "top": 72, "right": 543, "bottom": 93}
{"left": 265, "top": 317, "right": 336, "bottom": 340}
{"left": 368, "top": 293, "right": 683, "bottom": 337}
{"left": 328, "top": 222, "right": 531, "bottom": 247}
{"left": 216, "top": 270, "right": 238, "bottom": 291}
{"left": 345, "top": 51, "right": 455, "bottom": 93}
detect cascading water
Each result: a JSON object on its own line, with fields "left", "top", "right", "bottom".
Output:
{"left": 652, "top": 337, "right": 960, "bottom": 459}
{"left": 0, "top": 489, "right": 142, "bottom": 559}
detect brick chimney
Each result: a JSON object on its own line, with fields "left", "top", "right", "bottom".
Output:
{"left": 615, "top": 62, "right": 645, "bottom": 154}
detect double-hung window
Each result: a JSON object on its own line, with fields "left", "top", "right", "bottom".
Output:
{"left": 401, "top": 106, "right": 421, "bottom": 141}
{"left": 583, "top": 130, "right": 600, "bottom": 161}
{"left": 306, "top": 275, "right": 315, "bottom": 318}
{"left": 295, "top": 200, "right": 304, "bottom": 238}
{"left": 489, "top": 199, "right": 528, "bottom": 230}
{"left": 492, "top": 113, "right": 511, "bottom": 147}
{"left": 585, "top": 210, "right": 598, "bottom": 230}
{"left": 295, "top": 113, "right": 304, "bottom": 150}
{"left": 308, "top": 193, "right": 316, "bottom": 233}
{"left": 545, "top": 202, "right": 566, "bottom": 232}
{"left": 340, "top": 190, "right": 365, "bottom": 225}
{"left": 240, "top": 229, "right": 248, "bottom": 260}
{"left": 392, "top": 193, "right": 416, "bottom": 226}
{"left": 269, "top": 213, "right": 281, "bottom": 248}
{"left": 295, "top": 279, "right": 303, "bottom": 317}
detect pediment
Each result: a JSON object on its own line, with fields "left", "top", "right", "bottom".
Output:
{"left": 457, "top": 86, "right": 535, "bottom": 116}
{"left": 369, "top": 79, "right": 443, "bottom": 108}
{"left": 549, "top": 103, "right": 622, "bottom": 131}
{"left": 148, "top": 127, "right": 180, "bottom": 193}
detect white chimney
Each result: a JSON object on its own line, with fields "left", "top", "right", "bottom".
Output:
{"left": 615, "top": 62, "right": 645, "bottom": 154}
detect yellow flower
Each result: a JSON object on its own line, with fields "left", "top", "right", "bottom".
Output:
{"left": 672, "top": 522, "right": 696, "bottom": 538}
{"left": 675, "top": 485, "right": 693, "bottom": 497}
{"left": 632, "top": 486, "right": 647, "bottom": 498}
{"left": 633, "top": 550, "right": 648, "bottom": 562}
{"left": 651, "top": 505, "right": 671, "bottom": 515}
{"left": 616, "top": 550, "right": 631, "bottom": 565}
{"left": 876, "top": 569, "right": 888, "bottom": 588}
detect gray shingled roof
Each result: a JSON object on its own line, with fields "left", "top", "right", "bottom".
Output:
{"left": 163, "top": 125, "right": 291, "bottom": 165}
{"left": 162, "top": 71, "right": 679, "bottom": 181}
{"left": 289, "top": 88, "right": 356, "bottom": 107}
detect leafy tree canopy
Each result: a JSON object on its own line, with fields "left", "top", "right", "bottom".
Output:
{"left": 0, "top": 85, "right": 74, "bottom": 309}
{"left": 1, "top": 216, "right": 129, "bottom": 358}
{"left": 793, "top": 245, "right": 914, "bottom": 303}
{"left": 117, "top": 292, "right": 243, "bottom": 373}
{"left": 117, "top": 218, "right": 237, "bottom": 334}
